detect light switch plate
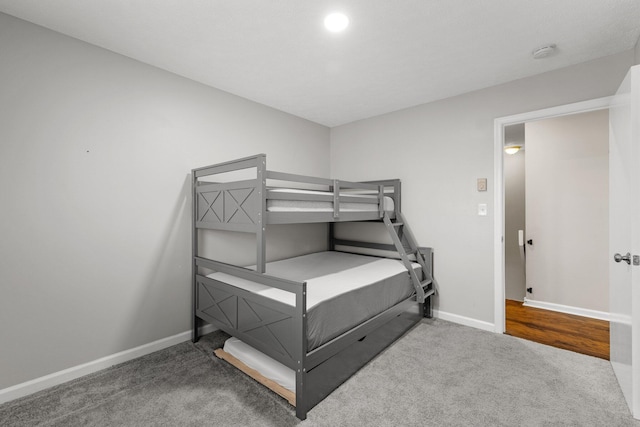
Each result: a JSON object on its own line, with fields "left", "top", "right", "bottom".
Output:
{"left": 477, "top": 178, "right": 487, "bottom": 192}
{"left": 478, "top": 203, "right": 487, "bottom": 216}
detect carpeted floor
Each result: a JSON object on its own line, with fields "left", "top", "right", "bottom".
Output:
{"left": 1, "top": 319, "right": 638, "bottom": 426}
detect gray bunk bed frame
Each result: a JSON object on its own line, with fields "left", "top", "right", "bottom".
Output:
{"left": 191, "top": 154, "right": 435, "bottom": 420}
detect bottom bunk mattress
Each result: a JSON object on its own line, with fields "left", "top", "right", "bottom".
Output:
{"left": 221, "top": 336, "right": 296, "bottom": 393}
{"left": 207, "top": 251, "right": 421, "bottom": 351}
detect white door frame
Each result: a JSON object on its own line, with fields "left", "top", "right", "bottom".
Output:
{"left": 493, "top": 96, "right": 613, "bottom": 333}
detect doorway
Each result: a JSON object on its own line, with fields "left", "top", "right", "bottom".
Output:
{"left": 501, "top": 109, "right": 611, "bottom": 358}
{"left": 493, "top": 96, "right": 613, "bottom": 333}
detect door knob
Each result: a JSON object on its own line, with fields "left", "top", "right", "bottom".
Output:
{"left": 614, "top": 252, "right": 631, "bottom": 265}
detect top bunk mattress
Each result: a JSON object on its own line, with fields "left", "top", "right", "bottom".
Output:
{"left": 208, "top": 251, "right": 420, "bottom": 350}
{"left": 266, "top": 188, "right": 394, "bottom": 213}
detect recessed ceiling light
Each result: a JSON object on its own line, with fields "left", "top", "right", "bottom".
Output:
{"left": 324, "top": 12, "right": 349, "bottom": 33}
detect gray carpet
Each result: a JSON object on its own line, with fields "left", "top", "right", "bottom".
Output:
{"left": 1, "top": 319, "right": 638, "bottom": 426}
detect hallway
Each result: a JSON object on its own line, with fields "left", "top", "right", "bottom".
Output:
{"left": 505, "top": 299, "right": 610, "bottom": 360}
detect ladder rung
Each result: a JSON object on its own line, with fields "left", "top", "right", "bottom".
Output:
{"left": 392, "top": 221, "right": 404, "bottom": 227}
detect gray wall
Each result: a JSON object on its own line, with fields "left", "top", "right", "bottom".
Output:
{"left": 330, "top": 50, "right": 634, "bottom": 324}
{"left": 635, "top": 36, "right": 640, "bottom": 64}
{"left": 0, "top": 13, "right": 329, "bottom": 390}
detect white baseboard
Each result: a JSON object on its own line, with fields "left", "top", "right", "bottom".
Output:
{"left": 0, "top": 324, "right": 216, "bottom": 405}
{"left": 523, "top": 298, "right": 610, "bottom": 321}
{"left": 433, "top": 309, "right": 495, "bottom": 333}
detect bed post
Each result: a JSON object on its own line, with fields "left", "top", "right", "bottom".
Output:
{"left": 420, "top": 247, "right": 435, "bottom": 319}
{"left": 256, "top": 154, "right": 267, "bottom": 273}
{"left": 328, "top": 223, "right": 335, "bottom": 251}
{"left": 295, "top": 281, "right": 308, "bottom": 420}
{"left": 328, "top": 180, "right": 335, "bottom": 251}
{"left": 394, "top": 180, "right": 402, "bottom": 215}
{"left": 191, "top": 170, "right": 202, "bottom": 342}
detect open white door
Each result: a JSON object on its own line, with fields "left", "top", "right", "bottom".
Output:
{"left": 610, "top": 65, "right": 640, "bottom": 418}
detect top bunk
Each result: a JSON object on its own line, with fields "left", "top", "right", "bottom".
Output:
{"left": 192, "top": 154, "right": 400, "bottom": 232}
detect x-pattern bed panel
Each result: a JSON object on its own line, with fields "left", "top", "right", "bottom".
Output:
{"left": 198, "top": 187, "right": 258, "bottom": 226}
{"left": 196, "top": 276, "right": 298, "bottom": 366}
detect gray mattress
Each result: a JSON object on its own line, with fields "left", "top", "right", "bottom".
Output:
{"left": 208, "top": 251, "right": 420, "bottom": 351}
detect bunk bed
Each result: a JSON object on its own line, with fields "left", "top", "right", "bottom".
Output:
{"left": 191, "top": 154, "right": 436, "bottom": 420}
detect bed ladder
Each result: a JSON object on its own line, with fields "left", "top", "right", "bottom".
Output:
{"left": 383, "top": 212, "right": 435, "bottom": 310}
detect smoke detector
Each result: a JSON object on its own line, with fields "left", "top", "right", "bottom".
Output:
{"left": 532, "top": 44, "right": 557, "bottom": 59}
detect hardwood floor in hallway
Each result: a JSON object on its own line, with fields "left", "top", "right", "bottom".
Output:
{"left": 504, "top": 299, "right": 610, "bottom": 360}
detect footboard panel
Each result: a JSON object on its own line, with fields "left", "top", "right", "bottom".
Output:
{"left": 196, "top": 274, "right": 299, "bottom": 369}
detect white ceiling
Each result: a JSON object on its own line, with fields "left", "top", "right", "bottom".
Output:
{"left": 1, "top": 1, "right": 639, "bottom": 127}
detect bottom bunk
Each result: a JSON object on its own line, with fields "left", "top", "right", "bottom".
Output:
{"left": 214, "top": 337, "right": 296, "bottom": 405}
{"left": 194, "top": 250, "right": 431, "bottom": 419}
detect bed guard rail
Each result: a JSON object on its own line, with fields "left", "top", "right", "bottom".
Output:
{"left": 192, "top": 154, "right": 400, "bottom": 223}
{"left": 195, "top": 256, "right": 302, "bottom": 293}
{"left": 266, "top": 170, "right": 386, "bottom": 219}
